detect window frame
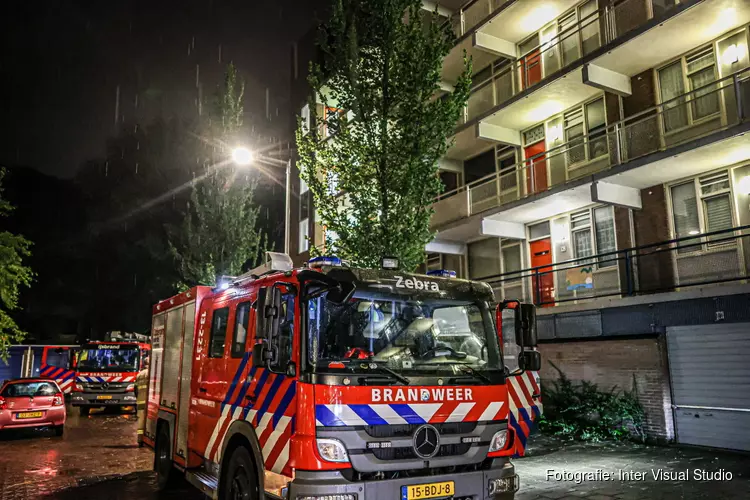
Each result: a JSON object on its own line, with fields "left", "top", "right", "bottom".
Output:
{"left": 656, "top": 45, "right": 720, "bottom": 135}
{"left": 569, "top": 205, "right": 617, "bottom": 269}
{"left": 268, "top": 291, "right": 297, "bottom": 374}
{"left": 231, "top": 301, "right": 252, "bottom": 359}
{"left": 667, "top": 170, "right": 736, "bottom": 255}
{"left": 208, "top": 306, "right": 231, "bottom": 359}
{"left": 562, "top": 96, "right": 608, "bottom": 170}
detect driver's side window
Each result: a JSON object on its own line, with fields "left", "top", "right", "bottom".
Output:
{"left": 270, "top": 293, "right": 295, "bottom": 371}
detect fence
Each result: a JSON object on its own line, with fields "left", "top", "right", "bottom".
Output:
{"left": 481, "top": 225, "right": 750, "bottom": 307}
{"left": 434, "top": 67, "right": 750, "bottom": 224}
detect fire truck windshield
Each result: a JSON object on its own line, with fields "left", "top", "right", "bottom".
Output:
{"left": 78, "top": 346, "right": 140, "bottom": 372}
{"left": 306, "top": 289, "right": 503, "bottom": 382}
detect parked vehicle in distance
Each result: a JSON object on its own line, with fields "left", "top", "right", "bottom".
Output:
{"left": 0, "top": 379, "right": 66, "bottom": 436}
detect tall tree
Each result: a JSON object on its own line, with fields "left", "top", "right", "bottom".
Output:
{"left": 0, "top": 169, "right": 33, "bottom": 360}
{"left": 169, "top": 63, "right": 266, "bottom": 289}
{"left": 297, "top": 0, "right": 471, "bottom": 270}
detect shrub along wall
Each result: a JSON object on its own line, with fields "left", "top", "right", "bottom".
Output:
{"left": 538, "top": 337, "right": 674, "bottom": 442}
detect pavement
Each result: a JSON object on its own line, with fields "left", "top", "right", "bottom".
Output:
{"left": 0, "top": 407, "right": 747, "bottom": 499}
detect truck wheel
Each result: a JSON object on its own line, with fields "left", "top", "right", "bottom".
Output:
{"left": 156, "top": 424, "right": 179, "bottom": 491}
{"left": 79, "top": 407, "right": 90, "bottom": 416}
{"left": 221, "top": 446, "right": 258, "bottom": 500}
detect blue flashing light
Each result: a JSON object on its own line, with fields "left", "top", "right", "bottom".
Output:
{"left": 308, "top": 256, "right": 342, "bottom": 268}
{"left": 427, "top": 269, "right": 457, "bottom": 278}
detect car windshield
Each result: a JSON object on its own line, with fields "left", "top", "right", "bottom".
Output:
{"left": 78, "top": 346, "right": 140, "bottom": 372}
{"left": 306, "top": 289, "right": 503, "bottom": 380}
{"left": 2, "top": 382, "right": 58, "bottom": 397}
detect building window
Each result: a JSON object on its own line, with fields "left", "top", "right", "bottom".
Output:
{"left": 570, "top": 207, "right": 616, "bottom": 267}
{"left": 528, "top": 221, "right": 551, "bottom": 240}
{"left": 658, "top": 46, "right": 719, "bottom": 133}
{"left": 501, "top": 240, "right": 522, "bottom": 275}
{"left": 468, "top": 238, "right": 500, "bottom": 279}
{"left": 299, "top": 219, "right": 309, "bottom": 253}
{"left": 497, "top": 145, "right": 519, "bottom": 196}
{"left": 563, "top": 97, "right": 607, "bottom": 168}
{"left": 670, "top": 171, "right": 734, "bottom": 253}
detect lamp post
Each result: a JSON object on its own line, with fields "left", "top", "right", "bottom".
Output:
{"left": 231, "top": 147, "right": 292, "bottom": 255}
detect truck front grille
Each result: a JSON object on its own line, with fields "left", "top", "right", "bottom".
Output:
{"left": 370, "top": 443, "right": 472, "bottom": 460}
{"left": 364, "top": 421, "right": 476, "bottom": 438}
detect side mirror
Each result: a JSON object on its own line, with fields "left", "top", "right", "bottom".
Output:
{"left": 267, "top": 287, "right": 282, "bottom": 342}
{"left": 252, "top": 343, "right": 266, "bottom": 366}
{"left": 520, "top": 350, "right": 541, "bottom": 371}
{"left": 514, "top": 303, "right": 537, "bottom": 348}
{"left": 255, "top": 288, "right": 268, "bottom": 340}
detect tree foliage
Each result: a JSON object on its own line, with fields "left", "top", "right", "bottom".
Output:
{"left": 0, "top": 169, "right": 33, "bottom": 361}
{"left": 169, "top": 63, "right": 266, "bottom": 289}
{"left": 297, "top": 0, "right": 470, "bottom": 270}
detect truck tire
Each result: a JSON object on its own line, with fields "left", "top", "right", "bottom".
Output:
{"left": 221, "top": 445, "right": 258, "bottom": 500}
{"left": 79, "top": 407, "right": 90, "bottom": 417}
{"left": 156, "top": 424, "right": 179, "bottom": 491}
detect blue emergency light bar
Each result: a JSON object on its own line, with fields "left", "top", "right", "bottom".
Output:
{"left": 427, "top": 269, "right": 457, "bottom": 278}
{"left": 308, "top": 256, "right": 342, "bottom": 268}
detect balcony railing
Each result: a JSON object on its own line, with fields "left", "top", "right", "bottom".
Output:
{"left": 449, "top": 0, "right": 507, "bottom": 39}
{"left": 434, "top": 67, "right": 750, "bottom": 226}
{"left": 457, "top": 0, "right": 681, "bottom": 125}
{"left": 482, "top": 225, "right": 750, "bottom": 307}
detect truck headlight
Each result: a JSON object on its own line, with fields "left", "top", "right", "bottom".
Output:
{"left": 316, "top": 438, "right": 349, "bottom": 463}
{"left": 488, "top": 430, "right": 508, "bottom": 452}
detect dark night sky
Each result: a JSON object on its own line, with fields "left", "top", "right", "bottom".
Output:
{"left": 1, "top": 0, "right": 326, "bottom": 178}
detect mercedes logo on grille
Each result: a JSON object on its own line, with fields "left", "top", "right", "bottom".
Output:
{"left": 101, "top": 383, "right": 109, "bottom": 390}
{"left": 413, "top": 424, "right": 440, "bottom": 459}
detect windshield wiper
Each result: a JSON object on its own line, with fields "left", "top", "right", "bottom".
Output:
{"left": 451, "top": 363, "right": 492, "bottom": 385}
{"left": 339, "top": 360, "right": 410, "bottom": 385}
{"left": 367, "top": 364, "right": 410, "bottom": 385}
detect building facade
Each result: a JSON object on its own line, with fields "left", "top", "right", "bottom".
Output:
{"left": 290, "top": 0, "right": 750, "bottom": 450}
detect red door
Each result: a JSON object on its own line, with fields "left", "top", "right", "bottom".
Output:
{"left": 521, "top": 49, "right": 542, "bottom": 89}
{"left": 530, "top": 238, "right": 555, "bottom": 307}
{"left": 524, "top": 140, "right": 548, "bottom": 195}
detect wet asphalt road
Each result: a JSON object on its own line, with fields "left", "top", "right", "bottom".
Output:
{"left": 0, "top": 404, "right": 199, "bottom": 500}
{"left": 2, "top": 404, "right": 749, "bottom": 499}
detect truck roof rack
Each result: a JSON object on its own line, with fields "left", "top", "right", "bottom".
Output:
{"left": 234, "top": 252, "right": 294, "bottom": 284}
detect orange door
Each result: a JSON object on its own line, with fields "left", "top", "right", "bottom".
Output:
{"left": 530, "top": 238, "right": 555, "bottom": 307}
{"left": 521, "top": 49, "right": 542, "bottom": 89}
{"left": 524, "top": 140, "right": 548, "bottom": 195}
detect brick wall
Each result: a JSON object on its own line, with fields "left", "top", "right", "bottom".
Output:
{"left": 538, "top": 337, "right": 674, "bottom": 441}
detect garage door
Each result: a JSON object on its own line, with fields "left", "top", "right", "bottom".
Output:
{"left": 667, "top": 324, "right": 750, "bottom": 451}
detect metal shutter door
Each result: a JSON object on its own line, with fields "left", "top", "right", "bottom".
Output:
{"left": 667, "top": 323, "right": 750, "bottom": 451}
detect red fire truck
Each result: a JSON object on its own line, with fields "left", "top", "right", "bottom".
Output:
{"left": 142, "top": 253, "right": 541, "bottom": 500}
{"left": 71, "top": 333, "right": 151, "bottom": 415}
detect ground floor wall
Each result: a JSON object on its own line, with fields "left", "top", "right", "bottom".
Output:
{"left": 538, "top": 337, "right": 674, "bottom": 442}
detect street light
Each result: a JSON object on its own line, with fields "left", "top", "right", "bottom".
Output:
{"left": 231, "top": 146, "right": 254, "bottom": 166}
{"left": 231, "top": 146, "right": 292, "bottom": 255}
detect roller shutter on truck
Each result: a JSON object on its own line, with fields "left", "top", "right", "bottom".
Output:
{"left": 667, "top": 323, "right": 750, "bottom": 451}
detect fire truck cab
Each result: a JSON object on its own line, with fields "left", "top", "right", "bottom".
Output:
{"left": 72, "top": 332, "right": 151, "bottom": 416}
{"left": 143, "top": 253, "right": 541, "bottom": 500}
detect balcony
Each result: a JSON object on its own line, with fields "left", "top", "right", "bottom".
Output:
{"left": 432, "top": 67, "right": 750, "bottom": 233}
{"left": 445, "top": 0, "right": 750, "bottom": 160}
{"left": 483, "top": 225, "right": 750, "bottom": 309}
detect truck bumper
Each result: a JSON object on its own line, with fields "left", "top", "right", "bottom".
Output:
{"left": 287, "top": 459, "right": 518, "bottom": 500}
{"left": 71, "top": 393, "right": 138, "bottom": 406}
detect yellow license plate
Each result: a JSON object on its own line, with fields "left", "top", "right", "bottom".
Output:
{"left": 97, "top": 395, "right": 113, "bottom": 400}
{"left": 402, "top": 481, "right": 454, "bottom": 500}
{"left": 17, "top": 411, "right": 43, "bottom": 419}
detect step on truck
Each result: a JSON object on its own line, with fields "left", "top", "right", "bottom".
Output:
{"left": 72, "top": 333, "right": 151, "bottom": 416}
{"left": 142, "top": 252, "right": 542, "bottom": 500}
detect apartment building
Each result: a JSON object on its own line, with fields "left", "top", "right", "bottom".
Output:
{"left": 290, "top": 0, "right": 750, "bottom": 450}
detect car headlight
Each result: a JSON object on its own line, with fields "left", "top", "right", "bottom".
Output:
{"left": 488, "top": 430, "right": 508, "bottom": 453}
{"left": 316, "top": 438, "right": 349, "bottom": 463}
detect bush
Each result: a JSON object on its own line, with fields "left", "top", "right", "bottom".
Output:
{"left": 539, "top": 361, "right": 646, "bottom": 442}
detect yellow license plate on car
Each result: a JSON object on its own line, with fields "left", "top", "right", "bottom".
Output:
{"left": 402, "top": 481, "right": 455, "bottom": 500}
{"left": 97, "top": 395, "right": 113, "bottom": 400}
{"left": 17, "top": 411, "right": 43, "bottom": 419}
